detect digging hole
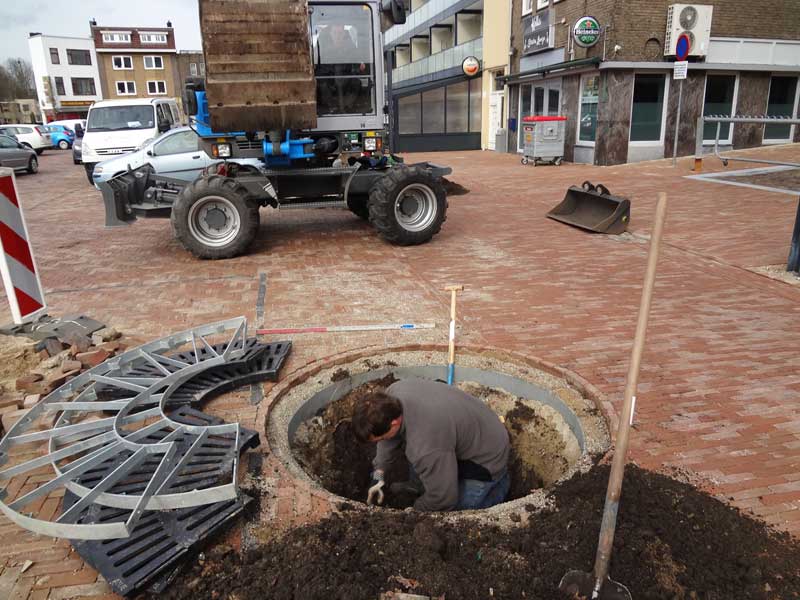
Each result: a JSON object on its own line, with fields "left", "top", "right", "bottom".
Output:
{"left": 290, "top": 369, "right": 583, "bottom": 509}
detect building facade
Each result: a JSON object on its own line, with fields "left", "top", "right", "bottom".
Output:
{"left": 504, "top": 0, "right": 800, "bottom": 165}
{"left": 384, "top": 0, "right": 510, "bottom": 152}
{"left": 27, "top": 34, "right": 103, "bottom": 122}
{"left": 175, "top": 51, "right": 205, "bottom": 112}
{"left": 90, "top": 22, "right": 181, "bottom": 104}
{"left": 0, "top": 99, "right": 41, "bottom": 125}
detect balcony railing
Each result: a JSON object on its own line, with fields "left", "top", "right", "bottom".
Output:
{"left": 385, "top": 0, "right": 468, "bottom": 45}
{"left": 393, "top": 37, "right": 482, "bottom": 84}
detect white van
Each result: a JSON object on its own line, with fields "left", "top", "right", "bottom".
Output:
{"left": 81, "top": 98, "right": 182, "bottom": 183}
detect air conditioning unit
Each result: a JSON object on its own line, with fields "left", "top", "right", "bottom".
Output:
{"left": 664, "top": 4, "right": 713, "bottom": 57}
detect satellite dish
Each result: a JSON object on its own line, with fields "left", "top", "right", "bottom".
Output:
{"left": 679, "top": 6, "right": 699, "bottom": 29}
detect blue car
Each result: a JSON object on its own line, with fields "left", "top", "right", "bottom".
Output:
{"left": 45, "top": 124, "right": 75, "bottom": 150}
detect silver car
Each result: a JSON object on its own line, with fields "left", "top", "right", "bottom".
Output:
{"left": 0, "top": 135, "right": 38, "bottom": 174}
{"left": 93, "top": 126, "right": 262, "bottom": 187}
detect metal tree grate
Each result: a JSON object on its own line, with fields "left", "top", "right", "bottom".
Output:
{"left": 0, "top": 317, "right": 275, "bottom": 540}
{"left": 61, "top": 408, "right": 257, "bottom": 596}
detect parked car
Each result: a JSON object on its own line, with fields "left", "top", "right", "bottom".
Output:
{"left": 72, "top": 138, "right": 82, "bottom": 165}
{"left": 48, "top": 119, "right": 86, "bottom": 134}
{"left": 93, "top": 126, "right": 263, "bottom": 187}
{"left": 0, "top": 124, "right": 52, "bottom": 155}
{"left": 45, "top": 124, "right": 75, "bottom": 150}
{"left": 0, "top": 134, "right": 39, "bottom": 174}
{"left": 82, "top": 98, "right": 183, "bottom": 183}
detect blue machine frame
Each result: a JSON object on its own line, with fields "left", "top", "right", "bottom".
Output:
{"left": 193, "top": 90, "right": 314, "bottom": 167}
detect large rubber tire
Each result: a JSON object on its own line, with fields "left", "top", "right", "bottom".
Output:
{"left": 171, "top": 175, "right": 260, "bottom": 260}
{"left": 347, "top": 194, "right": 370, "bottom": 220}
{"left": 367, "top": 165, "right": 447, "bottom": 246}
{"left": 27, "top": 156, "right": 38, "bottom": 174}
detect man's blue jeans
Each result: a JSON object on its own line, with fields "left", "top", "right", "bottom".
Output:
{"left": 456, "top": 470, "right": 511, "bottom": 510}
{"left": 409, "top": 466, "right": 511, "bottom": 510}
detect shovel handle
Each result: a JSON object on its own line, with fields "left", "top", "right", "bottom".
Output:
{"left": 592, "top": 193, "right": 668, "bottom": 592}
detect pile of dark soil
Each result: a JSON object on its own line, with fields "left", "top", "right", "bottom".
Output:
{"left": 158, "top": 465, "right": 800, "bottom": 600}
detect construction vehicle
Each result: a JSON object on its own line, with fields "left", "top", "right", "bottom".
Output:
{"left": 100, "top": 0, "right": 451, "bottom": 259}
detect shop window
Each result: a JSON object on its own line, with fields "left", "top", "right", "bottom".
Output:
{"left": 469, "top": 77, "right": 482, "bottom": 132}
{"left": 447, "top": 81, "right": 469, "bottom": 133}
{"left": 398, "top": 94, "right": 421, "bottom": 135}
{"left": 422, "top": 87, "right": 445, "bottom": 134}
{"left": 578, "top": 74, "right": 600, "bottom": 144}
{"left": 764, "top": 76, "right": 798, "bottom": 142}
{"left": 703, "top": 74, "right": 737, "bottom": 143}
{"left": 630, "top": 74, "right": 666, "bottom": 143}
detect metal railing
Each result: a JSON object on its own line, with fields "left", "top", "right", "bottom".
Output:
{"left": 693, "top": 115, "right": 800, "bottom": 170}
{"left": 385, "top": 0, "right": 466, "bottom": 44}
{"left": 393, "top": 37, "right": 482, "bottom": 83}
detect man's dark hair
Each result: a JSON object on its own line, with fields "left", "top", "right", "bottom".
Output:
{"left": 352, "top": 391, "right": 403, "bottom": 443}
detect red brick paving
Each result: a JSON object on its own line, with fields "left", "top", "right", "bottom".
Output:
{"left": 0, "top": 144, "right": 799, "bottom": 598}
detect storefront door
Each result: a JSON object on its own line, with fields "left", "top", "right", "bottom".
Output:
{"left": 517, "top": 79, "right": 561, "bottom": 151}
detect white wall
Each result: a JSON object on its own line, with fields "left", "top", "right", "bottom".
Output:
{"left": 27, "top": 34, "right": 103, "bottom": 115}
{"left": 456, "top": 13, "right": 482, "bottom": 44}
{"left": 411, "top": 37, "right": 431, "bottom": 61}
{"left": 396, "top": 46, "right": 411, "bottom": 67}
{"left": 431, "top": 27, "right": 454, "bottom": 54}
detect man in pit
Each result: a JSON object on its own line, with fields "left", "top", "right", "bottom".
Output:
{"left": 352, "top": 378, "right": 511, "bottom": 511}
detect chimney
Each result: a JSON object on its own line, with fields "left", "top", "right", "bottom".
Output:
{"left": 167, "top": 20, "right": 173, "bottom": 28}
{"left": 90, "top": 18, "right": 97, "bottom": 26}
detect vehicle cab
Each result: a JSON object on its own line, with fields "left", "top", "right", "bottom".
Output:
{"left": 81, "top": 98, "right": 182, "bottom": 183}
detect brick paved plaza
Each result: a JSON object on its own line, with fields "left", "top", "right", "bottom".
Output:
{"left": 1, "top": 145, "right": 799, "bottom": 599}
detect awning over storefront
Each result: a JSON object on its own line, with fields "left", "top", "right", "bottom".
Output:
{"left": 501, "top": 56, "right": 601, "bottom": 85}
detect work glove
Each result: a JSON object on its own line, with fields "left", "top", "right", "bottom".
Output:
{"left": 367, "top": 470, "right": 385, "bottom": 506}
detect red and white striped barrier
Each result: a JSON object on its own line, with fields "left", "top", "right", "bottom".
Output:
{"left": 0, "top": 168, "right": 46, "bottom": 325}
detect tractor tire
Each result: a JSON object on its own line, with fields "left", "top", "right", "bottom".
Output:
{"left": 171, "top": 175, "right": 260, "bottom": 260}
{"left": 347, "top": 194, "right": 370, "bottom": 220}
{"left": 368, "top": 165, "right": 447, "bottom": 246}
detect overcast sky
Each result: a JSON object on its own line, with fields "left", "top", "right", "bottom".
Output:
{"left": 0, "top": 0, "right": 203, "bottom": 63}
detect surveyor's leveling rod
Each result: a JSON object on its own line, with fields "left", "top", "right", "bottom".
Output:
{"left": 256, "top": 323, "right": 435, "bottom": 335}
{"left": 445, "top": 285, "right": 464, "bottom": 385}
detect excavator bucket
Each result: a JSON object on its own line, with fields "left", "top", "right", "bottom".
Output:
{"left": 199, "top": 0, "right": 318, "bottom": 133}
{"left": 547, "top": 182, "right": 631, "bottom": 234}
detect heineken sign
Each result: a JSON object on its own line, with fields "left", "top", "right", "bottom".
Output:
{"left": 573, "top": 16, "right": 602, "bottom": 48}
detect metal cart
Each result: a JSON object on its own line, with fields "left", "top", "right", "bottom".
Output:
{"left": 521, "top": 115, "right": 567, "bottom": 166}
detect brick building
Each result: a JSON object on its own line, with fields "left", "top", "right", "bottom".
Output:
{"left": 90, "top": 21, "right": 181, "bottom": 104}
{"left": 175, "top": 51, "right": 205, "bottom": 112}
{"left": 502, "top": 0, "right": 800, "bottom": 165}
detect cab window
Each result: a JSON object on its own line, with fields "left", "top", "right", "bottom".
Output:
{"left": 311, "top": 4, "right": 375, "bottom": 116}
